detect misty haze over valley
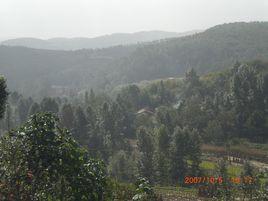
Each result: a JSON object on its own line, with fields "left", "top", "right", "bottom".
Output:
{"left": 0, "top": 1, "right": 267, "bottom": 200}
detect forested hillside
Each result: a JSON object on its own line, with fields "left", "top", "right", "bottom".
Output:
{"left": 117, "top": 22, "right": 268, "bottom": 82}
{"left": 1, "top": 30, "right": 199, "bottom": 50}
{"left": 1, "top": 22, "right": 268, "bottom": 98}
{"left": 1, "top": 60, "right": 267, "bottom": 200}
{"left": 0, "top": 45, "right": 137, "bottom": 97}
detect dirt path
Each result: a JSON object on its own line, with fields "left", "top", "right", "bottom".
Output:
{"left": 250, "top": 160, "right": 268, "bottom": 171}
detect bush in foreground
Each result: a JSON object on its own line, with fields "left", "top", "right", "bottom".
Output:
{"left": 0, "top": 113, "right": 106, "bottom": 201}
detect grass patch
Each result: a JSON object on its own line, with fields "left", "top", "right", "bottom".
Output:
{"left": 200, "top": 160, "right": 243, "bottom": 176}
{"left": 227, "top": 165, "right": 243, "bottom": 176}
{"left": 200, "top": 161, "right": 216, "bottom": 170}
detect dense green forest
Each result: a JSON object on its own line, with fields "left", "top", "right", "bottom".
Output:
{"left": 0, "top": 60, "right": 267, "bottom": 200}
{"left": 1, "top": 22, "right": 268, "bottom": 98}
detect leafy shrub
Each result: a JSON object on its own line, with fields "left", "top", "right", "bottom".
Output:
{"left": 132, "top": 177, "right": 161, "bottom": 201}
{"left": 0, "top": 112, "right": 106, "bottom": 201}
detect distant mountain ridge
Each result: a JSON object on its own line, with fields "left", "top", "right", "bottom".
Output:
{"left": 1, "top": 22, "right": 268, "bottom": 97}
{"left": 1, "top": 30, "right": 201, "bottom": 50}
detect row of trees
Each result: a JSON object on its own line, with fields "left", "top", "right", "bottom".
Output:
{"left": 6, "top": 60, "right": 267, "bottom": 143}
{"left": 0, "top": 60, "right": 267, "bottom": 195}
{"left": 136, "top": 126, "right": 201, "bottom": 185}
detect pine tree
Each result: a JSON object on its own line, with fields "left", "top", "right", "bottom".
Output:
{"left": 73, "top": 106, "right": 88, "bottom": 145}
{"left": 169, "top": 127, "right": 188, "bottom": 184}
{"left": 40, "top": 97, "right": 59, "bottom": 113}
{"left": 0, "top": 77, "right": 8, "bottom": 119}
{"left": 5, "top": 103, "right": 12, "bottom": 131}
{"left": 89, "top": 89, "right": 96, "bottom": 106}
{"left": 9, "top": 91, "right": 21, "bottom": 105}
{"left": 137, "top": 127, "right": 154, "bottom": 182}
{"left": 183, "top": 68, "right": 202, "bottom": 99}
{"left": 18, "top": 99, "right": 29, "bottom": 123}
{"left": 107, "top": 150, "right": 136, "bottom": 182}
{"left": 28, "top": 102, "right": 41, "bottom": 116}
{"left": 153, "top": 125, "right": 170, "bottom": 184}
{"left": 169, "top": 126, "right": 201, "bottom": 184}
{"left": 116, "top": 95, "right": 135, "bottom": 138}
{"left": 86, "top": 106, "right": 96, "bottom": 133}
{"left": 86, "top": 105, "right": 102, "bottom": 157}
{"left": 187, "top": 128, "right": 201, "bottom": 176}
{"left": 60, "top": 104, "right": 74, "bottom": 130}
{"left": 84, "top": 91, "right": 89, "bottom": 105}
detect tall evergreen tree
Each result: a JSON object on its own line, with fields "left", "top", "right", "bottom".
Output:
{"left": 17, "top": 99, "right": 29, "bottom": 123}
{"left": 188, "top": 129, "right": 202, "bottom": 176}
{"left": 73, "top": 106, "right": 88, "bottom": 145}
{"left": 9, "top": 91, "right": 21, "bottom": 105}
{"left": 0, "top": 77, "right": 8, "bottom": 119}
{"left": 86, "top": 106, "right": 96, "bottom": 132}
{"left": 84, "top": 91, "right": 89, "bottom": 105}
{"left": 60, "top": 104, "right": 74, "bottom": 130}
{"left": 137, "top": 127, "right": 154, "bottom": 182}
{"left": 4, "top": 103, "right": 12, "bottom": 131}
{"left": 169, "top": 126, "right": 201, "bottom": 184}
{"left": 28, "top": 102, "right": 41, "bottom": 116}
{"left": 40, "top": 97, "right": 59, "bottom": 113}
{"left": 153, "top": 125, "right": 170, "bottom": 184}
{"left": 183, "top": 68, "right": 202, "bottom": 99}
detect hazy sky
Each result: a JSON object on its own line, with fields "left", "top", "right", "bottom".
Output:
{"left": 1, "top": 0, "right": 268, "bottom": 39}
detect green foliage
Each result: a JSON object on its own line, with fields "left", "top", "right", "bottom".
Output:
{"left": 17, "top": 98, "right": 33, "bottom": 123}
{"left": 104, "top": 179, "right": 136, "bottom": 201}
{"left": 60, "top": 104, "right": 74, "bottom": 130}
{"left": 137, "top": 127, "right": 154, "bottom": 182}
{"left": 230, "top": 63, "right": 268, "bottom": 140}
{"left": 28, "top": 102, "right": 41, "bottom": 116}
{"left": 155, "top": 107, "right": 176, "bottom": 133}
{"left": 4, "top": 103, "right": 12, "bottom": 131}
{"left": 118, "top": 85, "right": 141, "bottom": 110}
{"left": 73, "top": 106, "right": 88, "bottom": 145}
{"left": 0, "top": 59, "right": 267, "bottom": 200}
{"left": 107, "top": 150, "right": 137, "bottom": 182}
{"left": 0, "top": 112, "right": 106, "bottom": 201}
{"left": 169, "top": 127, "right": 201, "bottom": 184}
{"left": 203, "top": 120, "right": 224, "bottom": 145}
{"left": 132, "top": 177, "right": 159, "bottom": 201}
{"left": 153, "top": 125, "right": 170, "bottom": 184}
{"left": 40, "top": 97, "right": 59, "bottom": 113}
{"left": 0, "top": 76, "right": 8, "bottom": 119}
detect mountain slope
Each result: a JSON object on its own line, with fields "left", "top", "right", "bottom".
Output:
{"left": 1, "top": 22, "right": 268, "bottom": 97}
{"left": 0, "top": 45, "right": 137, "bottom": 96}
{"left": 116, "top": 22, "right": 268, "bottom": 82}
{"left": 1, "top": 31, "right": 200, "bottom": 50}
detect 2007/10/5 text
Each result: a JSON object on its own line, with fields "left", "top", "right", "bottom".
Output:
{"left": 184, "top": 176, "right": 255, "bottom": 184}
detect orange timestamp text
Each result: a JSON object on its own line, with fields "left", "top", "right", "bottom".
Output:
{"left": 184, "top": 176, "right": 255, "bottom": 185}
